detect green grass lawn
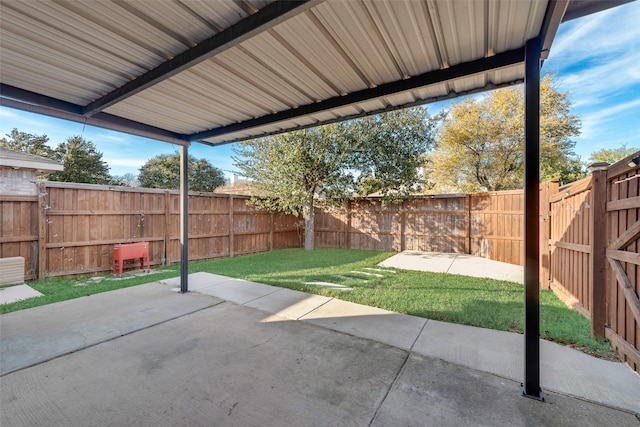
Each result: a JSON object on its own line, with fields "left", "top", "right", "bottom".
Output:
{"left": 1, "top": 248, "right": 612, "bottom": 357}
{"left": 0, "top": 267, "right": 181, "bottom": 315}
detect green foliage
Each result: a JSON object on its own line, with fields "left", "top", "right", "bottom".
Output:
{"left": 234, "top": 123, "right": 353, "bottom": 249}
{"left": 233, "top": 107, "right": 438, "bottom": 249}
{"left": 48, "top": 136, "right": 112, "bottom": 184}
{"left": 430, "top": 75, "right": 583, "bottom": 192}
{"left": 1, "top": 128, "right": 56, "bottom": 158}
{"left": 234, "top": 123, "right": 353, "bottom": 213}
{"left": 349, "top": 108, "right": 441, "bottom": 197}
{"left": 557, "top": 156, "right": 587, "bottom": 186}
{"left": 588, "top": 143, "right": 639, "bottom": 166}
{"left": 2, "top": 129, "right": 119, "bottom": 184}
{"left": 138, "top": 153, "right": 225, "bottom": 192}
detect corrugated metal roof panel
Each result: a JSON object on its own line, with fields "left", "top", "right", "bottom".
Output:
{"left": 267, "top": 14, "right": 366, "bottom": 96}
{"left": 313, "top": 1, "right": 404, "bottom": 84}
{"left": 0, "top": 0, "right": 577, "bottom": 145}
{"left": 239, "top": 30, "right": 339, "bottom": 101}
{"left": 186, "top": 61, "right": 293, "bottom": 114}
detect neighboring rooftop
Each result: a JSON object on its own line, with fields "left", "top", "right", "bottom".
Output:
{"left": 0, "top": 147, "right": 63, "bottom": 174}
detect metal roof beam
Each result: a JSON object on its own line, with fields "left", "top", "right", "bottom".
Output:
{"left": 189, "top": 47, "right": 525, "bottom": 142}
{"left": 199, "top": 79, "right": 523, "bottom": 147}
{"left": 562, "top": 0, "right": 634, "bottom": 22}
{"left": 82, "top": 0, "right": 319, "bottom": 117}
{"left": 539, "top": 0, "right": 570, "bottom": 60}
{"left": 1, "top": 85, "right": 189, "bottom": 145}
{"left": 1, "top": 83, "right": 83, "bottom": 115}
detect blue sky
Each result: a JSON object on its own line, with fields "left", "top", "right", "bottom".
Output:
{"left": 1, "top": 2, "right": 638, "bottom": 180}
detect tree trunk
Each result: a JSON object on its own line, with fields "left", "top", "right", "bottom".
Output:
{"left": 302, "top": 194, "right": 315, "bottom": 250}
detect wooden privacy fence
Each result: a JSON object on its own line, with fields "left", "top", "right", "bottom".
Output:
{"left": 0, "top": 182, "right": 301, "bottom": 279}
{"left": 2, "top": 184, "right": 528, "bottom": 280}
{"left": 315, "top": 191, "right": 525, "bottom": 266}
{"left": 545, "top": 154, "right": 640, "bottom": 373}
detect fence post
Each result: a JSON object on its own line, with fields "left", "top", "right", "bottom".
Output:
{"left": 346, "top": 199, "right": 352, "bottom": 249}
{"left": 163, "top": 191, "right": 170, "bottom": 265}
{"left": 228, "top": 195, "right": 235, "bottom": 257}
{"left": 400, "top": 200, "right": 406, "bottom": 252}
{"left": 539, "top": 180, "right": 558, "bottom": 290}
{"left": 342, "top": 199, "right": 348, "bottom": 248}
{"left": 37, "top": 181, "right": 47, "bottom": 279}
{"left": 466, "top": 194, "right": 472, "bottom": 255}
{"left": 269, "top": 212, "right": 274, "bottom": 251}
{"left": 589, "top": 166, "right": 608, "bottom": 338}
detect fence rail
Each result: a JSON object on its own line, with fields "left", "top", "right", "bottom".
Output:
{"left": 0, "top": 182, "right": 301, "bottom": 279}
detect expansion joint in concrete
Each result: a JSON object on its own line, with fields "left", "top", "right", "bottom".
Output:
{"left": 367, "top": 351, "right": 411, "bottom": 427}
{"left": 0, "top": 301, "right": 224, "bottom": 377}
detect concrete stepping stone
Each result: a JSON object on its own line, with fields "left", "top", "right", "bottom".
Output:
{"left": 351, "top": 270, "right": 384, "bottom": 278}
{"left": 332, "top": 275, "right": 367, "bottom": 282}
{"left": 363, "top": 267, "right": 396, "bottom": 274}
{"left": 304, "top": 281, "right": 352, "bottom": 291}
{"left": 0, "top": 285, "right": 43, "bottom": 305}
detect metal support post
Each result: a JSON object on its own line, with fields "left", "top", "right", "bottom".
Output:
{"left": 180, "top": 145, "right": 189, "bottom": 293}
{"left": 522, "top": 37, "right": 543, "bottom": 401}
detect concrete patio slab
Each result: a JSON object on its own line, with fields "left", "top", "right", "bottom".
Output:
{"left": 412, "top": 320, "right": 523, "bottom": 380}
{"left": 380, "top": 251, "right": 456, "bottom": 273}
{"left": 447, "top": 254, "right": 524, "bottom": 283}
{"left": 244, "top": 287, "right": 332, "bottom": 320}
{"left": 186, "top": 277, "right": 282, "bottom": 305}
{"left": 412, "top": 319, "right": 640, "bottom": 412}
{"left": 0, "top": 284, "right": 43, "bottom": 305}
{"left": 1, "top": 302, "right": 408, "bottom": 427}
{"left": 371, "top": 353, "right": 637, "bottom": 427}
{"left": 538, "top": 338, "right": 640, "bottom": 411}
{"left": 155, "top": 273, "right": 640, "bottom": 414}
{"left": 380, "top": 251, "right": 524, "bottom": 284}
{"left": 161, "top": 272, "right": 283, "bottom": 305}
{"left": 0, "top": 282, "right": 220, "bottom": 375}
{"left": 2, "top": 272, "right": 640, "bottom": 424}
{"left": 160, "top": 271, "right": 233, "bottom": 291}
{"left": 300, "top": 298, "right": 427, "bottom": 351}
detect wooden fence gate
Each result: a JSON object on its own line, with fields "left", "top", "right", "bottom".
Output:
{"left": 545, "top": 153, "right": 640, "bottom": 373}
{"left": 604, "top": 157, "right": 640, "bottom": 372}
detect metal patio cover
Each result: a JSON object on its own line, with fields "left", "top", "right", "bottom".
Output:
{"left": 0, "top": 0, "right": 625, "bottom": 146}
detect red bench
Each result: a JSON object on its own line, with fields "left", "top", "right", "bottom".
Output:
{"left": 113, "top": 242, "right": 150, "bottom": 275}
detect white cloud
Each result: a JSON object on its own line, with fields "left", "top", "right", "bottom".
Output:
{"left": 578, "top": 97, "right": 640, "bottom": 139}
{"left": 550, "top": 3, "right": 640, "bottom": 63}
{"left": 586, "top": 98, "right": 640, "bottom": 121}
{"left": 0, "top": 109, "right": 20, "bottom": 118}
{"left": 561, "top": 57, "right": 640, "bottom": 108}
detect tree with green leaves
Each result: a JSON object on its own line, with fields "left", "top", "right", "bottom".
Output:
{"left": 1, "top": 128, "right": 56, "bottom": 158}
{"left": 234, "top": 107, "right": 437, "bottom": 250}
{"left": 138, "top": 153, "right": 225, "bottom": 192}
{"left": 48, "top": 136, "right": 112, "bottom": 184}
{"left": 429, "top": 75, "right": 582, "bottom": 192}
{"left": 349, "top": 108, "right": 442, "bottom": 197}
{"left": 234, "top": 123, "right": 352, "bottom": 250}
{"left": 588, "top": 144, "right": 639, "bottom": 166}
